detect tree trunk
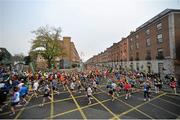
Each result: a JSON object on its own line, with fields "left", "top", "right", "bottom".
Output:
{"left": 48, "top": 59, "right": 51, "bottom": 69}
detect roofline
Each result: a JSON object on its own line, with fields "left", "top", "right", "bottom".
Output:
{"left": 128, "top": 9, "right": 180, "bottom": 37}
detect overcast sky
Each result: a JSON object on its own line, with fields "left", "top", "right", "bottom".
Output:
{"left": 0, "top": 0, "right": 180, "bottom": 61}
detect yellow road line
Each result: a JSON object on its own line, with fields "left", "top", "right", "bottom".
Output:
{"left": 158, "top": 97, "right": 180, "bottom": 107}
{"left": 50, "top": 98, "right": 111, "bottom": 119}
{"left": 117, "top": 93, "right": 166, "bottom": 118}
{"left": 166, "top": 93, "right": 180, "bottom": 96}
{"left": 14, "top": 94, "right": 33, "bottom": 119}
{"left": 50, "top": 88, "right": 54, "bottom": 119}
{"left": 92, "top": 95, "right": 119, "bottom": 120}
{"left": 115, "top": 97, "right": 153, "bottom": 119}
{"left": 66, "top": 86, "right": 87, "bottom": 120}
{"left": 97, "top": 87, "right": 153, "bottom": 119}
{"left": 0, "top": 91, "right": 103, "bottom": 116}
{"left": 148, "top": 102, "right": 179, "bottom": 117}
{"left": 165, "top": 94, "right": 180, "bottom": 100}
{"left": 38, "top": 90, "right": 68, "bottom": 98}
{"left": 50, "top": 87, "right": 141, "bottom": 119}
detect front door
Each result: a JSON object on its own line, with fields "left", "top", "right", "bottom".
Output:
{"left": 158, "top": 63, "right": 164, "bottom": 79}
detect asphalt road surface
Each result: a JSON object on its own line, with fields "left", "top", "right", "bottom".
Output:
{"left": 0, "top": 84, "right": 180, "bottom": 119}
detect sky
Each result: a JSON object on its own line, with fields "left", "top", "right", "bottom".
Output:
{"left": 0, "top": 0, "right": 180, "bottom": 61}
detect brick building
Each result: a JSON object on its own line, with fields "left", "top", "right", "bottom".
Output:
{"left": 58, "top": 37, "right": 80, "bottom": 68}
{"left": 36, "top": 36, "right": 80, "bottom": 69}
{"left": 86, "top": 9, "right": 180, "bottom": 83}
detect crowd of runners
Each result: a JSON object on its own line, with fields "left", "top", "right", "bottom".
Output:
{"left": 0, "top": 65, "right": 178, "bottom": 116}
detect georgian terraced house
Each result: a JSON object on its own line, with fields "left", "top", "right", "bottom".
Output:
{"left": 86, "top": 9, "right": 180, "bottom": 85}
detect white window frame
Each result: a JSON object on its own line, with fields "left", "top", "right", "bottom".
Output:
{"left": 157, "top": 23, "right": 162, "bottom": 30}
{"left": 157, "top": 34, "right": 163, "bottom": 43}
{"left": 146, "top": 38, "right": 151, "bottom": 46}
{"left": 145, "top": 29, "right": 150, "bottom": 35}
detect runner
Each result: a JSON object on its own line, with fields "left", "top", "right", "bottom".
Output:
{"left": 19, "top": 83, "right": 29, "bottom": 105}
{"left": 143, "top": 80, "right": 151, "bottom": 101}
{"left": 39, "top": 84, "right": 52, "bottom": 107}
{"left": 33, "top": 80, "right": 39, "bottom": 98}
{"left": 124, "top": 80, "right": 131, "bottom": 100}
{"left": 169, "top": 76, "right": 177, "bottom": 94}
{"left": 77, "top": 79, "right": 82, "bottom": 93}
{"left": 0, "top": 82, "right": 8, "bottom": 112}
{"left": 52, "top": 77, "right": 60, "bottom": 95}
{"left": 92, "top": 79, "right": 97, "bottom": 92}
{"left": 87, "top": 85, "right": 93, "bottom": 104}
{"left": 154, "top": 78, "right": 159, "bottom": 93}
{"left": 9, "top": 86, "right": 20, "bottom": 116}
{"left": 70, "top": 80, "right": 76, "bottom": 93}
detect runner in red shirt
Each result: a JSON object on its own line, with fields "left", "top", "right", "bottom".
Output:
{"left": 124, "top": 81, "right": 132, "bottom": 100}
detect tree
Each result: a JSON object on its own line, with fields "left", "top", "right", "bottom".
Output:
{"left": 30, "top": 25, "right": 65, "bottom": 68}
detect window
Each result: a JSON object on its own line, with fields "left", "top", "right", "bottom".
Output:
{"left": 157, "top": 23, "right": 162, "bottom": 30}
{"left": 146, "top": 50, "right": 151, "bottom": 60}
{"left": 157, "top": 34, "right": 163, "bottom": 43}
{"left": 146, "top": 38, "right": 151, "bottom": 47}
{"left": 130, "top": 38, "right": 133, "bottom": 42}
{"left": 130, "top": 56, "right": 133, "bottom": 61}
{"left": 157, "top": 48, "right": 164, "bottom": 59}
{"left": 136, "top": 52, "right": 139, "bottom": 61}
{"left": 145, "top": 29, "right": 150, "bottom": 35}
{"left": 157, "top": 48, "right": 163, "bottom": 55}
{"left": 136, "top": 43, "right": 139, "bottom": 49}
{"left": 130, "top": 45, "right": 133, "bottom": 50}
{"left": 135, "top": 35, "right": 139, "bottom": 39}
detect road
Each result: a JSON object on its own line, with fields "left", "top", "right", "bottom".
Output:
{"left": 0, "top": 83, "right": 180, "bottom": 119}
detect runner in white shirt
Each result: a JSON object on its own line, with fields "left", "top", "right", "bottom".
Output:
{"left": 33, "top": 80, "right": 39, "bottom": 98}
{"left": 87, "top": 85, "right": 93, "bottom": 104}
{"left": 92, "top": 80, "right": 97, "bottom": 92}
{"left": 70, "top": 81, "right": 76, "bottom": 92}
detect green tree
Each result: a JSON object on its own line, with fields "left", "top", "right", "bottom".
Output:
{"left": 30, "top": 25, "right": 65, "bottom": 68}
